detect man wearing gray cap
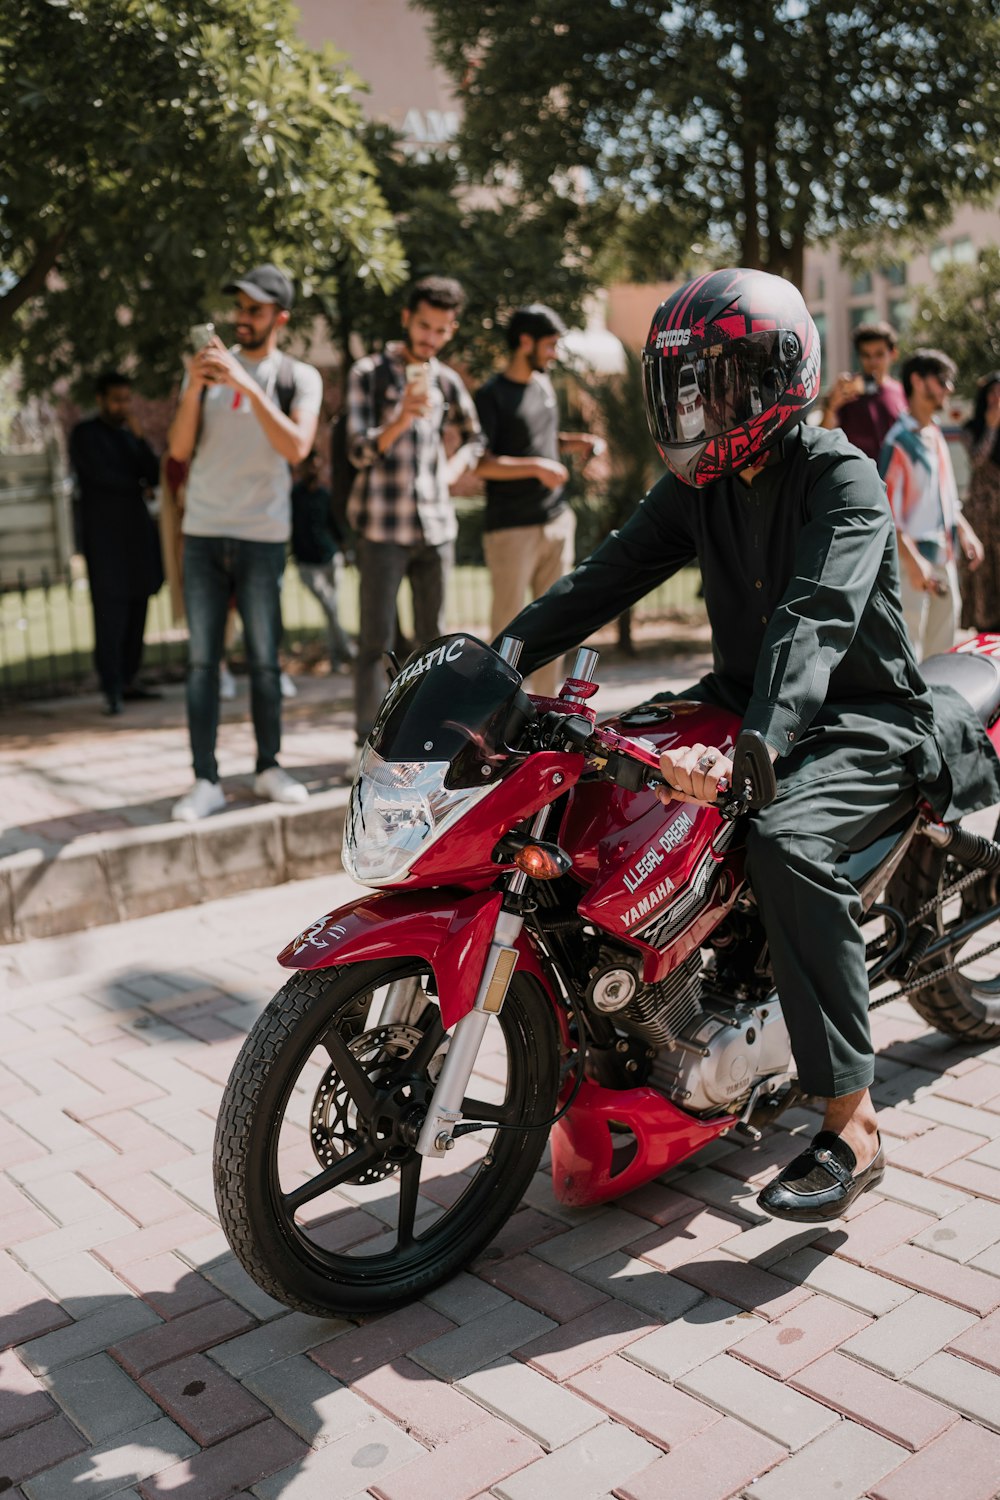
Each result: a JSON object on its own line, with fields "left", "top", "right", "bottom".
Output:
{"left": 167, "top": 264, "right": 323, "bottom": 821}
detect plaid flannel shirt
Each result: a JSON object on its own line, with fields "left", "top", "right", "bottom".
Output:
{"left": 346, "top": 342, "right": 483, "bottom": 546}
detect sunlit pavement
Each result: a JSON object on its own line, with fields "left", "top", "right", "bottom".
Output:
{"left": 3, "top": 860, "right": 1000, "bottom": 1500}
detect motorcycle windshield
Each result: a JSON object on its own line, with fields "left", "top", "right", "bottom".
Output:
{"left": 368, "top": 634, "right": 526, "bottom": 789}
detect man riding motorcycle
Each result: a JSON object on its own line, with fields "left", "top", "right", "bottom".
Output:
{"left": 499, "top": 267, "right": 1000, "bottom": 1223}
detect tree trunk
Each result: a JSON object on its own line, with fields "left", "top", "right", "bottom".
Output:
{"left": 739, "top": 127, "right": 761, "bottom": 269}
{"left": 0, "top": 226, "right": 69, "bottom": 335}
{"left": 787, "top": 227, "right": 806, "bottom": 289}
{"left": 616, "top": 607, "right": 636, "bottom": 656}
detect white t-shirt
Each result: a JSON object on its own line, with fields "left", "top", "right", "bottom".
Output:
{"left": 183, "top": 349, "right": 323, "bottom": 543}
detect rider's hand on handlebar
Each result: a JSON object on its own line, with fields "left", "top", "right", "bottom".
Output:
{"left": 658, "top": 742, "right": 734, "bottom": 808}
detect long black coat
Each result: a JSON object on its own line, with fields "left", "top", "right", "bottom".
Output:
{"left": 69, "top": 417, "right": 163, "bottom": 600}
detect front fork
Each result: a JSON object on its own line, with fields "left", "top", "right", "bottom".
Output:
{"left": 415, "top": 903, "right": 527, "bottom": 1158}
{"left": 402, "top": 639, "right": 592, "bottom": 1160}
{"left": 411, "top": 789, "right": 551, "bottom": 1159}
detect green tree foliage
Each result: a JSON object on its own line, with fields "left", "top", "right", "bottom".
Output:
{"left": 906, "top": 250, "right": 1000, "bottom": 394}
{"left": 324, "top": 123, "right": 602, "bottom": 377}
{"left": 0, "top": 0, "right": 406, "bottom": 395}
{"left": 414, "top": 1, "right": 1000, "bottom": 286}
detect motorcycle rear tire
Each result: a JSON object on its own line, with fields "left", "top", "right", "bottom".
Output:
{"left": 887, "top": 821, "right": 1000, "bottom": 1042}
{"left": 213, "top": 960, "right": 560, "bottom": 1317}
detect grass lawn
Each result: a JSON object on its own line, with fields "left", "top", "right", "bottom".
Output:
{"left": 0, "top": 563, "right": 705, "bottom": 696}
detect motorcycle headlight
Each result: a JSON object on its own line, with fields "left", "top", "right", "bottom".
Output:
{"left": 342, "top": 746, "right": 498, "bottom": 885}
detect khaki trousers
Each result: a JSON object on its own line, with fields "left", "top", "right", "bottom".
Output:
{"left": 899, "top": 558, "right": 959, "bottom": 662}
{"left": 484, "top": 508, "right": 576, "bottom": 697}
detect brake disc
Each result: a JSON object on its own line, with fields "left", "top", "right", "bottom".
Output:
{"left": 310, "top": 1023, "right": 425, "bottom": 1184}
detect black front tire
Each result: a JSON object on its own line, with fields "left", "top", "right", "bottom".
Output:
{"left": 213, "top": 960, "right": 560, "bottom": 1317}
{"left": 887, "top": 815, "right": 1000, "bottom": 1041}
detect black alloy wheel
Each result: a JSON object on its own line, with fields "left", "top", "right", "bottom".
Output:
{"left": 213, "top": 959, "right": 561, "bottom": 1315}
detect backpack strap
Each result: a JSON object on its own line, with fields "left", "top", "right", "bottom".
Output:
{"left": 274, "top": 352, "right": 298, "bottom": 417}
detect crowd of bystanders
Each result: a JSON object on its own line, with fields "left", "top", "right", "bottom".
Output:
{"left": 68, "top": 274, "right": 1000, "bottom": 820}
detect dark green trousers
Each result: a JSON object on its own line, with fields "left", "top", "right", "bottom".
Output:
{"left": 745, "top": 754, "right": 918, "bottom": 1098}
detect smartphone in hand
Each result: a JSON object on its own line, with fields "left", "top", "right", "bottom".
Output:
{"left": 405, "top": 362, "right": 430, "bottom": 402}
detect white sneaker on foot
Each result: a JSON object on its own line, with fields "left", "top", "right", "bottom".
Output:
{"left": 219, "top": 664, "right": 238, "bottom": 700}
{"left": 172, "top": 779, "right": 226, "bottom": 822}
{"left": 280, "top": 671, "right": 297, "bottom": 699}
{"left": 254, "top": 766, "right": 308, "bottom": 805}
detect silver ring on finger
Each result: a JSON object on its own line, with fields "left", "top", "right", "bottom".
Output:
{"left": 697, "top": 752, "right": 718, "bottom": 772}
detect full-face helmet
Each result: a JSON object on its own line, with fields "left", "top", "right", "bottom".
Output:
{"left": 641, "top": 268, "right": 820, "bottom": 487}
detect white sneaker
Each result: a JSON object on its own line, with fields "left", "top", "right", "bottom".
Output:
{"left": 219, "top": 664, "right": 238, "bottom": 700}
{"left": 254, "top": 766, "right": 308, "bottom": 805}
{"left": 280, "top": 671, "right": 298, "bottom": 699}
{"left": 172, "top": 779, "right": 226, "bottom": 822}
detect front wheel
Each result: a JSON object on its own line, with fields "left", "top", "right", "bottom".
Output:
{"left": 887, "top": 810, "right": 1000, "bottom": 1041}
{"left": 213, "top": 959, "right": 561, "bottom": 1316}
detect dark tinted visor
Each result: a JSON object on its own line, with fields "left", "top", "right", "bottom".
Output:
{"left": 368, "top": 634, "right": 528, "bottom": 789}
{"left": 642, "top": 330, "right": 798, "bottom": 448}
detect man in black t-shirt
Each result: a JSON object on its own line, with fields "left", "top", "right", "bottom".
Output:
{"left": 475, "top": 305, "right": 601, "bottom": 695}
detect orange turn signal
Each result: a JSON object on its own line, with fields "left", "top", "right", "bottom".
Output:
{"left": 513, "top": 844, "right": 568, "bottom": 880}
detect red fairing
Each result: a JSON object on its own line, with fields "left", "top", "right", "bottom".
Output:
{"left": 278, "top": 888, "right": 556, "bottom": 1032}
{"left": 403, "top": 751, "right": 583, "bottom": 888}
{"left": 550, "top": 1079, "right": 735, "bottom": 1206}
{"left": 560, "top": 701, "right": 744, "bottom": 978}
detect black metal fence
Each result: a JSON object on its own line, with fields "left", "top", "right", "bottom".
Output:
{"left": 0, "top": 559, "right": 705, "bottom": 705}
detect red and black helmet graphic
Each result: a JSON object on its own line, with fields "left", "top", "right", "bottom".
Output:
{"left": 641, "top": 268, "right": 821, "bottom": 487}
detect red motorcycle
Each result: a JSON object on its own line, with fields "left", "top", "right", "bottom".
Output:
{"left": 214, "top": 632, "right": 1000, "bottom": 1315}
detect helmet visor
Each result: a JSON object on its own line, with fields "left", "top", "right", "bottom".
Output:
{"left": 642, "top": 330, "right": 799, "bottom": 450}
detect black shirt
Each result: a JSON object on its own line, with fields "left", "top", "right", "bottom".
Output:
{"left": 508, "top": 423, "right": 938, "bottom": 757}
{"left": 69, "top": 417, "right": 162, "bottom": 599}
{"left": 290, "top": 480, "right": 345, "bottom": 565}
{"left": 475, "top": 372, "right": 565, "bottom": 530}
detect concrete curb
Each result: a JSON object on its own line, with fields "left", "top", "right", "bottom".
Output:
{"left": 0, "top": 788, "right": 351, "bottom": 943}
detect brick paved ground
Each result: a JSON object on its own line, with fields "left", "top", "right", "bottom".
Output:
{"left": 4, "top": 867, "right": 1000, "bottom": 1500}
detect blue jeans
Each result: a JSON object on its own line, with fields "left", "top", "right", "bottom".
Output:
{"left": 183, "top": 535, "right": 286, "bottom": 782}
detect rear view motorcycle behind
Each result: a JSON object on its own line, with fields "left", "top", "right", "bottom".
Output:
{"left": 213, "top": 632, "right": 1000, "bottom": 1316}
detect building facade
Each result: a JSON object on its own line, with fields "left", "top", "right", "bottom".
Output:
{"left": 302, "top": 1, "right": 1000, "bottom": 398}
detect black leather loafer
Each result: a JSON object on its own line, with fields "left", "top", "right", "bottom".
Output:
{"left": 756, "top": 1130, "right": 884, "bottom": 1223}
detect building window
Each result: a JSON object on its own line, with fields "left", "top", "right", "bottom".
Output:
{"left": 812, "top": 311, "right": 828, "bottom": 380}
{"left": 849, "top": 305, "right": 878, "bottom": 332}
{"left": 850, "top": 270, "right": 873, "bottom": 296}
{"left": 881, "top": 262, "right": 907, "bottom": 288}
{"left": 929, "top": 242, "right": 950, "bottom": 273}
{"left": 888, "top": 297, "right": 912, "bottom": 333}
{"left": 849, "top": 305, "right": 878, "bottom": 367}
{"left": 929, "top": 237, "right": 976, "bottom": 274}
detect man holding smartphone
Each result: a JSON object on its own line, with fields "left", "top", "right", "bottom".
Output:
{"left": 820, "top": 320, "right": 907, "bottom": 462}
{"left": 167, "top": 263, "right": 322, "bottom": 821}
{"left": 344, "top": 275, "right": 483, "bottom": 773}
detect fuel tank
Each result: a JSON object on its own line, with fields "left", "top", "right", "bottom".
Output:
{"left": 558, "top": 699, "right": 746, "bottom": 983}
